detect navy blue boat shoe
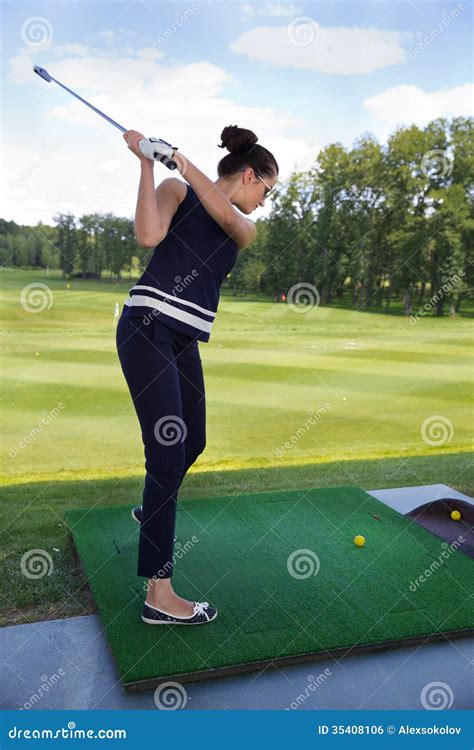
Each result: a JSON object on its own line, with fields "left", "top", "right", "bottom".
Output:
{"left": 142, "top": 600, "right": 218, "bottom": 625}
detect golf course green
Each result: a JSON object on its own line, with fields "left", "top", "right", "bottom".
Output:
{"left": 1, "top": 268, "right": 472, "bottom": 625}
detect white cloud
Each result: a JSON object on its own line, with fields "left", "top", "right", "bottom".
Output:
{"left": 136, "top": 47, "right": 165, "bottom": 61}
{"left": 9, "top": 42, "right": 157, "bottom": 88}
{"left": 241, "top": 3, "right": 303, "bottom": 18}
{"left": 37, "top": 58, "right": 235, "bottom": 131}
{"left": 96, "top": 29, "right": 139, "bottom": 44}
{"left": 98, "top": 160, "right": 121, "bottom": 175}
{"left": 364, "top": 83, "right": 474, "bottom": 125}
{"left": 230, "top": 22, "right": 412, "bottom": 74}
{"left": 51, "top": 43, "right": 91, "bottom": 57}
{"left": 10, "top": 48, "right": 44, "bottom": 85}
{"left": 97, "top": 30, "right": 119, "bottom": 43}
{"left": 3, "top": 54, "right": 316, "bottom": 225}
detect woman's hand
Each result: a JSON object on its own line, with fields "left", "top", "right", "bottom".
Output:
{"left": 123, "top": 130, "right": 151, "bottom": 162}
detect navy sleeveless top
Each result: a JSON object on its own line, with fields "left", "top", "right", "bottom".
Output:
{"left": 122, "top": 182, "right": 239, "bottom": 342}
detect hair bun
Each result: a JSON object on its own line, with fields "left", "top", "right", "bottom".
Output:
{"left": 218, "top": 125, "right": 258, "bottom": 153}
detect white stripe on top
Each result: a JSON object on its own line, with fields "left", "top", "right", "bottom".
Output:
{"left": 124, "top": 294, "right": 213, "bottom": 333}
{"left": 129, "top": 284, "right": 216, "bottom": 319}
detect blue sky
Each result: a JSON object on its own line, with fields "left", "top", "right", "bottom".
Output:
{"left": 2, "top": 0, "right": 472, "bottom": 224}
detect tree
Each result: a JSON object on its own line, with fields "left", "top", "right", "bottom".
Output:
{"left": 54, "top": 213, "right": 77, "bottom": 278}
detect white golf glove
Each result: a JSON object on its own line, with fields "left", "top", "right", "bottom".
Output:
{"left": 138, "top": 136, "right": 179, "bottom": 168}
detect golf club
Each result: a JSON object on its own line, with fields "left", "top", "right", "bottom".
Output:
{"left": 33, "top": 65, "right": 178, "bottom": 169}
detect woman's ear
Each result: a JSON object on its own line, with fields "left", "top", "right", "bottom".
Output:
{"left": 243, "top": 166, "right": 254, "bottom": 184}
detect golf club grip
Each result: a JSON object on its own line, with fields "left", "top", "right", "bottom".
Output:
{"left": 162, "top": 157, "right": 177, "bottom": 170}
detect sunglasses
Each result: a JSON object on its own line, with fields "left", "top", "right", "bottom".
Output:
{"left": 255, "top": 172, "right": 275, "bottom": 198}
{"left": 240, "top": 167, "right": 276, "bottom": 198}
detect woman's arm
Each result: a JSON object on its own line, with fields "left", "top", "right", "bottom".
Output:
{"left": 123, "top": 129, "right": 166, "bottom": 247}
{"left": 134, "top": 160, "right": 163, "bottom": 248}
{"left": 174, "top": 151, "right": 256, "bottom": 250}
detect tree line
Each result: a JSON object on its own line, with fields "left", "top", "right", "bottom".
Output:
{"left": 1, "top": 116, "right": 472, "bottom": 316}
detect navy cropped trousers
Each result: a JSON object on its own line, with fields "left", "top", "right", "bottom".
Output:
{"left": 116, "top": 312, "right": 206, "bottom": 579}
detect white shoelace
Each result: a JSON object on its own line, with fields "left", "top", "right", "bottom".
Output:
{"left": 193, "top": 601, "right": 210, "bottom": 619}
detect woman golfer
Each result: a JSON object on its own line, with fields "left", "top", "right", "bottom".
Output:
{"left": 116, "top": 125, "right": 278, "bottom": 626}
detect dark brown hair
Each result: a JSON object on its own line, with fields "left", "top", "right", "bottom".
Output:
{"left": 217, "top": 125, "right": 279, "bottom": 180}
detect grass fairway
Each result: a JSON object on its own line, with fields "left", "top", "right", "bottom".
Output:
{"left": 1, "top": 268, "right": 472, "bottom": 625}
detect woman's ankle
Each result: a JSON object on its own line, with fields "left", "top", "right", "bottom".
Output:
{"left": 146, "top": 576, "right": 173, "bottom": 600}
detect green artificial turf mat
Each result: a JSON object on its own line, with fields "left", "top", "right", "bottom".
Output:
{"left": 65, "top": 485, "right": 474, "bottom": 690}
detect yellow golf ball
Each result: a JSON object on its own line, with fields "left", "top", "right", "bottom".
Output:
{"left": 354, "top": 535, "right": 365, "bottom": 547}
{"left": 451, "top": 510, "right": 461, "bottom": 521}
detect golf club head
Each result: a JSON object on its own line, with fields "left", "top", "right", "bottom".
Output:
{"left": 33, "top": 66, "right": 52, "bottom": 82}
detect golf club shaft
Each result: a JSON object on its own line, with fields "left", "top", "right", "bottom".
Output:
{"left": 45, "top": 73, "right": 127, "bottom": 132}
{"left": 33, "top": 66, "right": 177, "bottom": 169}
